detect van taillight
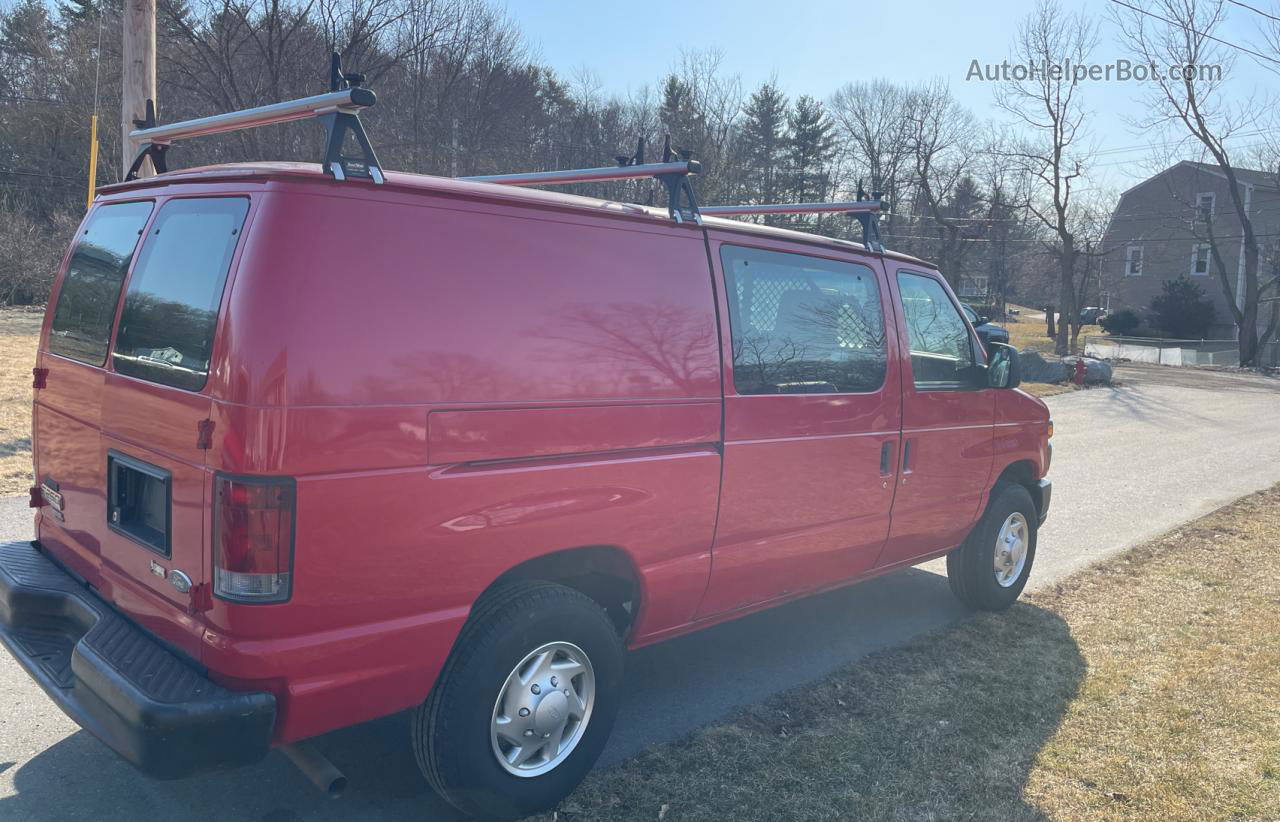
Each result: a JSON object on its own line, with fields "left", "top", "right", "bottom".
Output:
{"left": 213, "top": 475, "right": 295, "bottom": 603}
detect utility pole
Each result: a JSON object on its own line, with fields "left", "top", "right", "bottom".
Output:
{"left": 121, "top": 0, "right": 156, "bottom": 178}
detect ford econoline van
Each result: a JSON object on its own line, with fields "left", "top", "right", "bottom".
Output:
{"left": 2, "top": 89, "right": 1050, "bottom": 822}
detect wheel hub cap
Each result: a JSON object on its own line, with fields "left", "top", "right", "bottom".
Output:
{"left": 534, "top": 690, "right": 569, "bottom": 730}
{"left": 994, "top": 511, "right": 1029, "bottom": 588}
{"left": 490, "top": 641, "right": 595, "bottom": 777}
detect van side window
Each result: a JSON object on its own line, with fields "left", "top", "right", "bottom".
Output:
{"left": 48, "top": 202, "right": 154, "bottom": 365}
{"left": 896, "top": 271, "right": 977, "bottom": 390}
{"left": 113, "top": 198, "right": 249, "bottom": 391}
{"left": 722, "top": 245, "right": 887, "bottom": 395}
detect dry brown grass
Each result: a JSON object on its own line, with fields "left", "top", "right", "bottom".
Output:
{"left": 0, "top": 307, "right": 41, "bottom": 497}
{"left": 1020, "top": 382, "right": 1081, "bottom": 399}
{"left": 1005, "top": 318, "right": 1104, "bottom": 354}
{"left": 537, "top": 486, "right": 1280, "bottom": 821}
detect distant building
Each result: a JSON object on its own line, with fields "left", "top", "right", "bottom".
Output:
{"left": 1101, "top": 161, "right": 1279, "bottom": 339}
{"left": 957, "top": 274, "right": 989, "bottom": 301}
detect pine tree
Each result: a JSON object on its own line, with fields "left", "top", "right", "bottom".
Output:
{"left": 59, "top": 0, "right": 121, "bottom": 23}
{"left": 738, "top": 82, "right": 788, "bottom": 207}
{"left": 785, "top": 95, "right": 835, "bottom": 204}
{"left": 658, "top": 75, "right": 702, "bottom": 153}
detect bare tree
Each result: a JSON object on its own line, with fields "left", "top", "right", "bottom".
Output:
{"left": 828, "top": 79, "right": 913, "bottom": 202}
{"left": 905, "top": 80, "right": 985, "bottom": 292}
{"left": 993, "top": 0, "right": 1098, "bottom": 355}
{"left": 1114, "top": 0, "right": 1267, "bottom": 364}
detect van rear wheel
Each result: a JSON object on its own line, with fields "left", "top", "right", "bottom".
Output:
{"left": 412, "top": 581, "right": 624, "bottom": 820}
{"left": 947, "top": 482, "right": 1038, "bottom": 611}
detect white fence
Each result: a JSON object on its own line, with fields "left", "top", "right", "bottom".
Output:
{"left": 1083, "top": 336, "right": 1280, "bottom": 367}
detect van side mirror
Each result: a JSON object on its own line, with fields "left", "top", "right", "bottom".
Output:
{"left": 987, "top": 342, "right": 1021, "bottom": 389}
{"left": 977, "top": 314, "right": 990, "bottom": 325}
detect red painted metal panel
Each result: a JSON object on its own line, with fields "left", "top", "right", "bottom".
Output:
{"left": 213, "top": 186, "right": 721, "bottom": 407}
{"left": 427, "top": 402, "right": 720, "bottom": 465}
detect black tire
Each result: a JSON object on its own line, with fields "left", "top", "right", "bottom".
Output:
{"left": 412, "top": 581, "right": 624, "bottom": 820}
{"left": 947, "top": 482, "right": 1038, "bottom": 611}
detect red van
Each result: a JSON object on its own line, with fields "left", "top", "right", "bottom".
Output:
{"left": 0, "top": 90, "right": 1050, "bottom": 821}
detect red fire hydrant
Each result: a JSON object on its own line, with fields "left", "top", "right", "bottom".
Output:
{"left": 1072, "top": 358, "right": 1087, "bottom": 386}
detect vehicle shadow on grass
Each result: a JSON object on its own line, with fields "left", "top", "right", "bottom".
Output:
{"left": 558, "top": 593, "right": 1086, "bottom": 821}
{"left": 2, "top": 567, "right": 1079, "bottom": 821}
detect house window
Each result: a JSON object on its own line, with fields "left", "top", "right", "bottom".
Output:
{"left": 1196, "top": 192, "right": 1215, "bottom": 220}
{"left": 958, "top": 275, "right": 988, "bottom": 298}
{"left": 1191, "top": 243, "right": 1211, "bottom": 276}
{"left": 1125, "top": 246, "right": 1143, "bottom": 276}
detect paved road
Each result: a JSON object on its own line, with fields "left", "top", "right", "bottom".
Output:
{"left": 2, "top": 364, "right": 1279, "bottom": 821}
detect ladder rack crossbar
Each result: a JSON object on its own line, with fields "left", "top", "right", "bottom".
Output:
{"left": 129, "top": 88, "right": 375, "bottom": 145}
{"left": 461, "top": 160, "right": 699, "bottom": 188}
{"left": 700, "top": 200, "right": 884, "bottom": 217}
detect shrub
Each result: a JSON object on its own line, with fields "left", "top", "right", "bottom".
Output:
{"left": 0, "top": 199, "right": 77, "bottom": 306}
{"left": 1150, "top": 277, "right": 1216, "bottom": 339}
{"left": 1099, "top": 308, "right": 1141, "bottom": 336}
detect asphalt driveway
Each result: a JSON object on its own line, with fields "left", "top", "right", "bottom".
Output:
{"left": 2, "top": 363, "right": 1279, "bottom": 821}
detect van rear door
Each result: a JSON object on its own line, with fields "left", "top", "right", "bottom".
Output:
{"left": 96, "top": 197, "right": 249, "bottom": 624}
{"left": 37, "top": 201, "right": 155, "bottom": 581}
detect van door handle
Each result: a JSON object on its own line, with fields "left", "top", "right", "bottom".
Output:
{"left": 879, "top": 441, "right": 893, "bottom": 476}
{"left": 902, "top": 439, "right": 913, "bottom": 473}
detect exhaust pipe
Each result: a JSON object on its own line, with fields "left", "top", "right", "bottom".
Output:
{"left": 281, "top": 742, "right": 347, "bottom": 798}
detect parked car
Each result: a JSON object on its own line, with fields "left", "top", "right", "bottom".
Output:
{"left": 962, "top": 303, "right": 1012, "bottom": 353}
{"left": 1079, "top": 306, "right": 1108, "bottom": 324}
{"left": 2, "top": 161, "right": 1052, "bottom": 819}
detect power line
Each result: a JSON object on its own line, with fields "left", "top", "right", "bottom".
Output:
{"left": 0, "top": 95, "right": 67, "bottom": 105}
{"left": 0, "top": 168, "right": 83, "bottom": 182}
{"left": 1106, "top": 0, "right": 1280, "bottom": 66}
{"left": 1226, "top": 0, "right": 1280, "bottom": 24}
{"left": 1091, "top": 128, "right": 1277, "bottom": 158}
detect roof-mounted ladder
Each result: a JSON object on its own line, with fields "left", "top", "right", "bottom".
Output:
{"left": 701, "top": 199, "right": 888, "bottom": 252}
{"left": 126, "top": 53, "right": 383, "bottom": 184}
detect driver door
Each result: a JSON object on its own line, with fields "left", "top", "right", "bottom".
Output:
{"left": 875, "top": 267, "right": 995, "bottom": 568}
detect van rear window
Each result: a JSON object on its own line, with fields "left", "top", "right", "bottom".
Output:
{"left": 48, "top": 202, "right": 153, "bottom": 365}
{"left": 112, "top": 198, "right": 249, "bottom": 391}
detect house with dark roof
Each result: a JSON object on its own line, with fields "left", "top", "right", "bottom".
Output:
{"left": 1100, "top": 161, "right": 1280, "bottom": 339}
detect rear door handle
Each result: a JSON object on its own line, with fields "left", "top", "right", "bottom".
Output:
{"left": 902, "top": 439, "right": 913, "bottom": 473}
{"left": 879, "top": 441, "right": 893, "bottom": 476}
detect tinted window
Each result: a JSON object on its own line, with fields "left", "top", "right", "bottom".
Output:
{"left": 48, "top": 202, "right": 153, "bottom": 365}
{"left": 722, "top": 246, "right": 887, "bottom": 395}
{"left": 897, "top": 271, "right": 977, "bottom": 390}
{"left": 113, "top": 198, "right": 249, "bottom": 391}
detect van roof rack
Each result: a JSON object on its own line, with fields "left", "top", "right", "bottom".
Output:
{"left": 124, "top": 66, "right": 887, "bottom": 251}
{"left": 461, "top": 135, "right": 703, "bottom": 223}
{"left": 126, "top": 52, "right": 383, "bottom": 184}
{"left": 701, "top": 199, "right": 888, "bottom": 252}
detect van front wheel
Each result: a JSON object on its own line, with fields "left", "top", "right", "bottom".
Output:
{"left": 412, "top": 581, "right": 624, "bottom": 820}
{"left": 947, "top": 482, "right": 1038, "bottom": 611}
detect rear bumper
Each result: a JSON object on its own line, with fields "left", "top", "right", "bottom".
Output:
{"left": 1035, "top": 479, "right": 1052, "bottom": 525}
{"left": 0, "top": 540, "right": 276, "bottom": 779}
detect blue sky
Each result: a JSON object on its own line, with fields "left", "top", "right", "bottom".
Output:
{"left": 505, "top": 0, "right": 1276, "bottom": 196}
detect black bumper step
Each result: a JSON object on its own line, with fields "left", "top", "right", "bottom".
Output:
{"left": 0, "top": 541, "right": 276, "bottom": 779}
